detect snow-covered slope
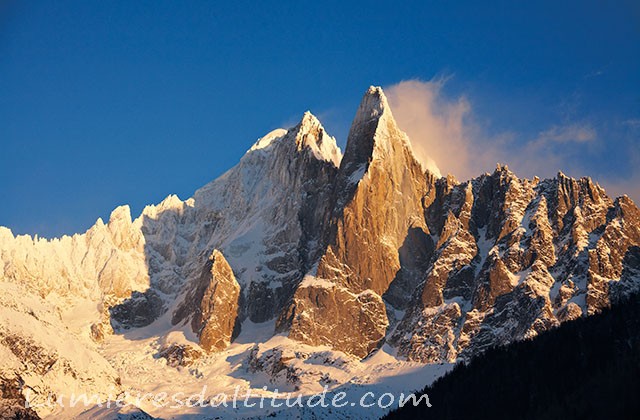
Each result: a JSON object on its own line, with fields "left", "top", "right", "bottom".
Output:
{"left": 1, "top": 86, "right": 640, "bottom": 419}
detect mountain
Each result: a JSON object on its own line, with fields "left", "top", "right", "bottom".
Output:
{"left": 383, "top": 293, "right": 640, "bottom": 420}
{"left": 1, "top": 86, "right": 639, "bottom": 419}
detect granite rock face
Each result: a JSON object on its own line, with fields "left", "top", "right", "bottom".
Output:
{"left": 391, "top": 166, "right": 640, "bottom": 363}
{"left": 172, "top": 250, "right": 240, "bottom": 352}
{"left": 282, "top": 87, "right": 435, "bottom": 358}
{"left": 284, "top": 279, "right": 389, "bottom": 358}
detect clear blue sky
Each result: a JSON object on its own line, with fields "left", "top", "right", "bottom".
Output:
{"left": 1, "top": 0, "right": 639, "bottom": 237}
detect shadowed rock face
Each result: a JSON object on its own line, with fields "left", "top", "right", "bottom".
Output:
{"left": 172, "top": 250, "right": 240, "bottom": 352}
{"left": 192, "top": 112, "right": 341, "bottom": 325}
{"left": 390, "top": 167, "right": 640, "bottom": 363}
{"left": 156, "top": 343, "right": 204, "bottom": 367}
{"left": 0, "top": 373, "right": 40, "bottom": 419}
{"left": 283, "top": 87, "right": 435, "bottom": 358}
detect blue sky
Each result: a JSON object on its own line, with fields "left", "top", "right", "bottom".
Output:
{"left": 1, "top": 0, "right": 639, "bottom": 237}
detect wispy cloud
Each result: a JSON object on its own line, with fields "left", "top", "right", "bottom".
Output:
{"left": 623, "top": 118, "right": 640, "bottom": 129}
{"left": 385, "top": 78, "right": 537, "bottom": 181}
{"left": 533, "top": 123, "right": 596, "bottom": 144}
{"left": 583, "top": 69, "right": 605, "bottom": 79}
{"left": 600, "top": 154, "right": 640, "bottom": 202}
{"left": 385, "top": 78, "right": 479, "bottom": 179}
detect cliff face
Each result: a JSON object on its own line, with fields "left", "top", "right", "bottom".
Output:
{"left": 283, "top": 87, "right": 435, "bottom": 358}
{"left": 191, "top": 112, "right": 341, "bottom": 325}
{"left": 172, "top": 249, "right": 240, "bottom": 352}
{"left": 391, "top": 167, "right": 640, "bottom": 363}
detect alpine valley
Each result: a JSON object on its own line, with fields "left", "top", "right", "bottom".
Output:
{"left": 1, "top": 86, "right": 639, "bottom": 419}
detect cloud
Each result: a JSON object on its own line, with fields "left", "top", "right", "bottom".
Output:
{"left": 599, "top": 147, "right": 640, "bottom": 203}
{"left": 514, "top": 123, "right": 597, "bottom": 178}
{"left": 583, "top": 69, "right": 605, "bottom": 79}
{"left": 384, "top": 79, "right": 639, "bottom": 203}
{"left": 385, "top": 79, "right": 478, "bottom": 179}
{"left": 533, "top": 124, "right": 596, "bottom": 144}
{"left": 386, "top": 79, "right": 519, "bottom": 180}
{"left": 623, "top": 118, "right": 640, "bottom": 129}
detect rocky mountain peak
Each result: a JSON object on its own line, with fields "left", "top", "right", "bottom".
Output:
{"left": 0, "top": 226, "right": 12, "bottom": 241}
{"left": 248, "top": 128, "right": 288, "bottom": 152}
{"left": 292, "top": 111, "right": 342, "bottom": 167}
{"left": 244, "top": 112, "right": 342, "bottom": 169}
{"left": 337, "top": 86, "right": 425, "bottom": 191}
{"left": 350, "top": 86, "right": 390, "bottom": 127}
{"left": 614, "top": 195, "right": 640, "bottom": 219}
{"left": 108, "top": 205, "right": 132, "bottom": 226}
{"left": 284, "top": 87, "right": 437, "bottom": 358}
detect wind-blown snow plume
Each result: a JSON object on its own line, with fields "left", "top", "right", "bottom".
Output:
{"left": 385, "top": 78, "right": 543, "bottom": 181}
{"left": 385, "top": 79, "right": 472, "bottom": 179}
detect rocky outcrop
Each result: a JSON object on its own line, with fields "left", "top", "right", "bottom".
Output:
{"left": 281, "top": 87, "right": 435, "bottom": 358}
{"left": 246, "top": 343, "right": 354, "bottom": 392}
{"left": 586, "top": 196, "right": 640, "bottom": 312}
{"left": 392, "top": 165, "right": 640, "bottom": 363}
{"left": 0, "top": 373, "right": 40, "bottom": 419}
{"left": 173, "top": 250, "right": 240, "bottom": 352}
{"left": 247, "top": 345, "right": 303, "bottom": 391}
{"left": 157, "top": 344, "right": 204, "bottom": 368}
{"left": 284, "top": 278, "right": 389, "bottom": 358}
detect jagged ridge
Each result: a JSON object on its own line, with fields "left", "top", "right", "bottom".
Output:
{"left": 0, "top": 86, "right": 639, "bottom": 418}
